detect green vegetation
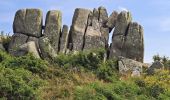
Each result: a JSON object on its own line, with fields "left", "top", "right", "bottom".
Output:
{"left": 153, "top": 54, "right": 170, "bottom": 69}
{"left": 0, "top": 50, "right": 169, "bottom": 99}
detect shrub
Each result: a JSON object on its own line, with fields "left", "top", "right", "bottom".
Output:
{"left": 0, "top": 51, "right": 48, "bottom": 77}
{"left": 0, "top": 66, "right": 45, "bottom": 100}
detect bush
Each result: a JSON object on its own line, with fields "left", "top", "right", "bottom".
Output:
{"left": 0, "top": 66, "right": 45, "bottom": 100}
{"left": 0, "top": 51, "right": 48, "bottom": 77}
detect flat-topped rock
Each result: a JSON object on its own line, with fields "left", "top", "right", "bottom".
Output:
{"left": 13, "top": 9, "right": 43, "bottom": 37}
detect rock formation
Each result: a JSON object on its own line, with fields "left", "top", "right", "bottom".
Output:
{"left": 8, "top": 7, "right": 144, "bottom": 63}
{"left": 118, "top": 57, "right": 143, "bottom": 77}
{"left": 147, "top": 61, "right": 164, "bottom": 75}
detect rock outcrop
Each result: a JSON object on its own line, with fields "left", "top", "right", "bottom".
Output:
{"left": 44, "top": 10, "right": 62, "bottom": 52}
{"left": 17, "top": 41, "right": 40, "bottom": 58}
{"left": 9, "top": 7, "right": 144, "bottom": 63}
{"left": 118, "top": 57, "right": 143, "bottom": 77}
{"left": 13, "top": 9, "right": 43, "bottom": 37}
{"left": 109, "top": 11, "right": 144, "bottom": 62}
{"left": 147, "top": 61, "right": 164, "bottom": 75}
{"left": 69, "top": 8, "right": 91, "bottom": 51}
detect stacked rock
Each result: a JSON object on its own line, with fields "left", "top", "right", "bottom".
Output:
{"left": 9, "top": 7, "right": 144, "bottom": 63}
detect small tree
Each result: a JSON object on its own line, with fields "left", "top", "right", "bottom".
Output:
{"left": 153, "top": 54, "right": 161, "bottom": 61}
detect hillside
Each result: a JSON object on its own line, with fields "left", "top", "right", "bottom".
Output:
{"left": 0, "top": 50, "right": 169, "bottom": 100}
{"left": 0, "top": 6, "right": 170, "bottom": 100}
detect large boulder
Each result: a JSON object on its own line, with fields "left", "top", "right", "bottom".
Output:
{"left": 15, "top": 41, "right": 40, "bottom": 58}
{"left": 147, "top": 61, "right": 164, "bottom": 75}
{"left": 69, "top": 8, "right": 91, "bottom": 51}
{"left": 122, "top": 22, "right": 144, "bottom": 62}
{"left": 118, "top": 57, "right": 143, "bottom": 77}
{"left": 8, "top": 33, "right": 28, "bottom": 55}
{"left": 39, "top": 37, "right": 57, "bottom": 60}
{"left": 109, "top": 11, "right": 132, "bottom": 60}
{"left": 13, "top": 9, "right": 43, "bottom": 37}
{"left": 44, "top": 10, "right": 62, "bottom": 52}
{"left": 109, "top": 11, "right": 144, "bottom": 62}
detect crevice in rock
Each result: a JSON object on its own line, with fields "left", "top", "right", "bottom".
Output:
{"left": 82, "top": 13, "right": 92, "bottom": 50}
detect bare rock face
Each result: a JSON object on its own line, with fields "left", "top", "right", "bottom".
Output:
{"left": 69, "top": 8, "right": 91, "bottom": 51}
{"left": 147, "top": 61, "right": 164, "bottom": 75}
{"left": 13, "top": 9, "right": 43, "bottom": 37}
{"left": 122, "top": 22, "right": 144, "bottom": 62}
{"left": 118, "top": 57, "right": 143, "bottom": 77}
{"left": 39, "top": 37, "right": 57, "bottom": 60}
{"left": 44, "top": 10, "right": 62, "bottom": 52}
{"left": 16, "top": 41, "right": 40, "bottom": 58}
{"left": 59, "top": 25, "right": 69, "bottom": 53}
{"left": 10, "top": 7, "right": 144, "bottom": 63}
{"left": 8, "top": 33, "right": 28, "bottom": 55}
{"left": 83, "top": 7, "right": 109, "bottom": 51}
{"left": 109, "top": 11, "right": 144, "bottom": 62}
{"left": 83, "top": 26, "right": 104, "bottom": 50}
{"left": 106, "top": 11, "right": 118, "bottom": 32}
{"left": 113, "top": 11, "right": 132, "bottom": 35}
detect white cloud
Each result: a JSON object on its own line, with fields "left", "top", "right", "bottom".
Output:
{"left": 118, "top": 6, "right": 129, "bottom": 12}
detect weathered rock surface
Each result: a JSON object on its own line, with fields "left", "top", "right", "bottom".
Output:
{"left": 113, "top": 11, "right": 132, "bottom": 35}
{"left": 69, "top": 8, "right": 91, "bottom": 51}
{"left": 83, "top": 7, "right": 109, "bottom": 51}
{"left": 8, "top": 33, "right": 28, "bottom": 55}
{"left": 10, "top": 7, "right": 144, "bottom": 64}
{"left": 13, "top": 9, "right": 43, "bottom": 37}
{"left": 118, "top": 57, "right": 143, "bottom": 77}
{"left": 109, "top": 11, "right": 144, "bottom": 62}
{"left": 147, "top": 61, "right": 164, "bottom": 75}
{"left": 122, "top": 22, "right": 144, "bottom": 62}
{"left": 39, "top": 37, "right": 57, "bottom": 60}
{"left": 16, "top": 41, "right": 40, "bottom": 58}
{"left": 44, "top": 10, "right": 62, "bottom": 52}
{"left": 59, "top": 25, "right": 68, "bottom": 53}
{"left": 106, "top": 11, "right": 118, "bottom": 32}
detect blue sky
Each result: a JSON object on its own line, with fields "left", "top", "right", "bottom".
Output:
{"left": 0, "top": 0, "right": 170, "bottom": 63}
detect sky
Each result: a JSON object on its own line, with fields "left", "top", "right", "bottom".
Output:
{"left": 0, "top": 0, "right": 170, "bottom": 63}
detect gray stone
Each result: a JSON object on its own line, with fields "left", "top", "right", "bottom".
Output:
{"left": 118, "top": 57, "right": 143, "bottom": 77}
{"left": 113, "top": 11, "right": 132, "bottom": 35}
{"left": 147, "top": 61, "right": 164, "bottom": 75}
{"left": 16, "top": 41, "right": 40, "bottom": 58}
{"left": 0, "top": 44, "right": 5, "bottom": 51}
{"left": 13, "top": 9, "right": 26, "bottom": 34}
{"left": 106, "top": 11, "right": 118, "bottom": 32}
{"left": 13, "top": 9, "right": 43, "bottom": 37}
{"left": 70, "top": 8, "right": 91, "bottom": 51}
{"left": 59, "top": 25, "right": 69, "bottom": 53}
{"left": 8, "top": 33, "right": 28, "bottom": 55}
{"left": 109, "top": 35, "right": 126, "bottom": 59}
{"left": 44, "top": 10, "right": 62, "bottom": 52}
{"left": 98, "top": 6, "right": 108, "bottom": 26}
{"left": 27, "top": 36, "right": 40, "bottom": 52}
{"left": 39, "top": 37, "right": 57, "bottom": 60}
{"left": 83, "top": 26, "right": 105, "bottom": 50}
{"left": 122, "top": 22, "right": 144, "bottom": 62}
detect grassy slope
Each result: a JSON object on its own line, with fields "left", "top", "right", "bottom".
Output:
{"left": 0, "top": 50, "right": 169, "bottom": 100}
